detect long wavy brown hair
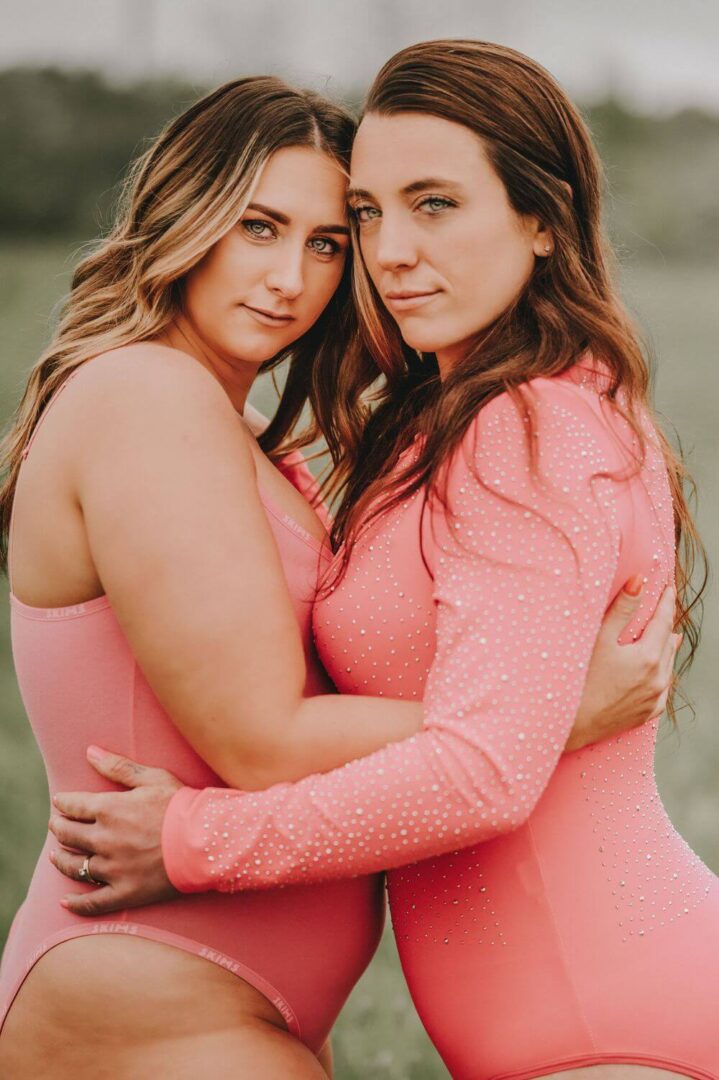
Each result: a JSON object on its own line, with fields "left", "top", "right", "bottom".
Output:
{"left": 0, "top": 75, "right": 357, "bottom": 563}
{"left": 319, "top": 40, "right": 705, "bottom": 718}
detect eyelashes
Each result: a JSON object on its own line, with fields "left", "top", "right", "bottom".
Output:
{"left": 307, "top": 236, "right": 342, "bottom": 257}
{"left": 417, "top": 195, "right": 456, "bottom": 214}
{"left": 240, "top": 219, "right": 344, "bottom": 258}
{"left": 351, "top": 205, "right": 381, "bottom": 224}
{"left": 351, "top": 195, "right": 458, "bottom": 224}
{"left": 242, "top": 219, "right": 275, "bottom": 239}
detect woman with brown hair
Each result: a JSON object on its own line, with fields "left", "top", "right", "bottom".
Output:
{"left": 5, "top": 48, "right": 688, "bottom": 1080}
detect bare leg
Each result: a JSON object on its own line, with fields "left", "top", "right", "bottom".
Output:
{"left": 0, "top": 935, "right": 326, "bottom": 1080}
{"left": 0, "top": 1023, "right": 328, "bottom": 1080}
{"left": 118, "top": 1026, "right": 329, "bottom": 1080}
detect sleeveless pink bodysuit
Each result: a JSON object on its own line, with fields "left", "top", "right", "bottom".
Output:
{"left": 163, "top": 362, "right": 719, "bottom": 1078}
{"left": 0, "top": 380, "right": 384, "bottom": 1052}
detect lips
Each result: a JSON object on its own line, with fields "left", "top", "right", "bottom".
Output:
{"left": 383, "top": 290, "right": 441, "bottom": 312}
{"left": 242, "top": 304, "right": 295, "bottom": 325}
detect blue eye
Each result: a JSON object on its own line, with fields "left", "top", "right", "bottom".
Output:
{"left": 418, "top": 196, "right": 455, "bottom": 214}
{"left": 308, "top": 236, "right": 341, "bottom": 257}
{"left": 241, "top": 219, "right": 275, "bottom": 239}
{"left": 352, "top": 205, "right": 380, "bottom": 224}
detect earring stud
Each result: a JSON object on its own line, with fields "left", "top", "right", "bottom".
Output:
{"left": 544, "top": 244, "right": 551, "bottom": 254}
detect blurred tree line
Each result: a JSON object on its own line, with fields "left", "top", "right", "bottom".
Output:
{"left": 1, "top": 66, "right": 718, "bottom": 260}
{"left": 0, "top": 68, "right": 199, "bottom": 237}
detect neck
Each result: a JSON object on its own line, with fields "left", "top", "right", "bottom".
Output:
{"left": 436, "top": 330, "right": 485, "bottom": 381}
{"left": 157, "top": 315, "right": 257, "bottom": 414}
{"left": 435, "top": 346, "right": 463, "bottom": 381}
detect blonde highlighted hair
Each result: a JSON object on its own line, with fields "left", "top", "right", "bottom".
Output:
{"left": 0, "top": 75, "right": 357, "bottom": 561}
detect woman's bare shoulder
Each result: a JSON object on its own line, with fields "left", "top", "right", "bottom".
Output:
{"left": 59, "top": 344, "right": 251, "bottom": 478}
{"left": 66, "top": 341, "right": 218, "bottom": 393}
{"left": 61, "top": 343, "right": 235, "bottom": 432}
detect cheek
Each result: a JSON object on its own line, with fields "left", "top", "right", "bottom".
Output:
{"left": 303, "top": 260, "right": 345, "bottom": 321}
{"left": 454, "top": 219, "right": 534, "bottom": 317}
{"left": 181, "top": 271, "right": 212, "bottom": 332}
{"left": 183, "top": 247, "right": 233, "bottom": 316}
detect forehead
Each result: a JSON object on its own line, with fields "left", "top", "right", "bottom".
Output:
{"left": 254, "top": 145, "right": 348, "bottom": 220}
{"left": 350, "top": 112, "right": 490, "bottom": 191}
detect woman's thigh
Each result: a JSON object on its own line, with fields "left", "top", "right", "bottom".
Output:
{"left": 0, "top": 934, "right": 327, "bottom": 1079}
{"left": 0, "top": 1023, "right": 328, "bottom": 1080}
{"left": 111, "top": 1026, "right": 328, "bottom": 1080}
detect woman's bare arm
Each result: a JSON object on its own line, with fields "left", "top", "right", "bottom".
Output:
{"left": 69, "top": 345, "right": 422, "bottom": 790}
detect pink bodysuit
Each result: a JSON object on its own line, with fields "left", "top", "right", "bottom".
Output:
{"left": 164, "top": 361, "right": 719, "bottom": 1079}
{"left": 0, "top": 387, "right": 384, "bottom": 1052}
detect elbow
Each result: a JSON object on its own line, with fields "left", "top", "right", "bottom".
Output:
{"left": 463, "top": 781, "right": 538, "bottom": 841}
{"left": 493, "top": 769, "right": 539, "bottom": 832}
{"left": 209, "top": 691, "right": 308, "bottom": 790}
{"left": 468, "top": 800, "right": 532, "bottom": 842}
{"left": 211, "top": 730, "right": 290, "bottom": 791}
{"left": 214, "top": 722, "right": 318, "bottom": 791}
{"left": 439, "top": 732, "right": 539, "bottom": 840}
{"left": 503, "top": 801, "right": 533, "bottom": 833}
{"left": 495, "top": 777, "right": 539, "bottom": 833}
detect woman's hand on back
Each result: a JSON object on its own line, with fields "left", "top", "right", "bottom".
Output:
{"left": 565, "top": 579, "right": 680, "bottom": 753}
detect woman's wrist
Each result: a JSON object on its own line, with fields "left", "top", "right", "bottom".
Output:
{"left": 161, "top": 785, "right": 222, "bottom": 893}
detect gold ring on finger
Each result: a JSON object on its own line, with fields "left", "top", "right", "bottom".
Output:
{"left": 78, "top": 854, "right": 105, "bottom": 887}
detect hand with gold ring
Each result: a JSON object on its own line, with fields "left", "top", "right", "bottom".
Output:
{"left": 48, "top": 746, "right": 182, "bottom": 916}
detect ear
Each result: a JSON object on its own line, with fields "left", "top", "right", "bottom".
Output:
{"left": 529, "top": 181, "right": 572, "bottom": 258}
{"left": 531, "top": 221, "right": 554, "bottom": 258}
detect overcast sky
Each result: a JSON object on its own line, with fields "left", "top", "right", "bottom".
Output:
{"left": 2, "top": 0, "right": 718, "bottom": 113}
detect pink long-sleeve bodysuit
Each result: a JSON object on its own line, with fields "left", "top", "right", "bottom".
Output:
{"left": 0, "top": 386, "right": 385, "bottom": 1052}
{"left": 164, "top": 360, "right": 719, "bottom": 1079}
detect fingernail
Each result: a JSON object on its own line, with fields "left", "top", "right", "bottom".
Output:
{"left": 624, "top": 575, "right": 643, "bottom": 596}
{"left": 87, "top": 745, "right": 103, "bottom": 763}
{"left": 59, "top": 898, "right": 70, "bottom": 909}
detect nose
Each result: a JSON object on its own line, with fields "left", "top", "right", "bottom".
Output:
{"left": 265, "top": 242, "right": 304, "bottom": 300}
{"left": 372, "top": 214, "right": 419, "bottom": 273}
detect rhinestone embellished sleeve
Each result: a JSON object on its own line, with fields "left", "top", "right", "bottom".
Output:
{"left": 163, "top": 376, "right": 663, "bottom": 894}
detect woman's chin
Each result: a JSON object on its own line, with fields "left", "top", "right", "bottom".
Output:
{"left": 399, "top": 331, "right": 441, "bottom": 354}
{"left": 401, "top": 333, "right": 460, "bottom": 359}
{"left": 396, "top": 321, "right": 468, "bottom": 359}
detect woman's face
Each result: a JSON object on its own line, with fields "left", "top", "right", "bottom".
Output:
{"left": 183, "top": 145, "right": 350, "bottom": 366}
{"left": 349, "top": 112, "right": 551, "bottom": 373}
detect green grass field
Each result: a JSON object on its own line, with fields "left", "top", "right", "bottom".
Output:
{"left": 0, "top": 240, "right": 717, "bottom": 1078}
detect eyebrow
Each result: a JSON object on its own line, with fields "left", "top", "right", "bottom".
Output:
{"left": 246, "top": 202, "right": 349, "bottom": 236}
{"left": 347, "top": 178, "right": 463, "bottom": 201}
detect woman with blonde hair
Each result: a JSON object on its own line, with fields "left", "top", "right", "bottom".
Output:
{"left": 3, "top": 61, "right": 680, "bottom": 1079}
{"left": 1, "top": 75, "right": 394, "bottom": 1079}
